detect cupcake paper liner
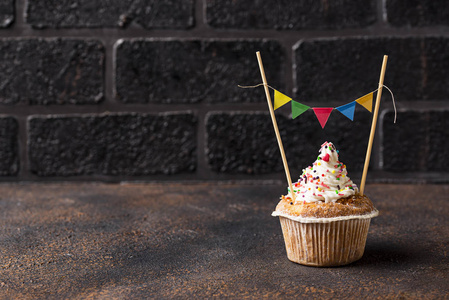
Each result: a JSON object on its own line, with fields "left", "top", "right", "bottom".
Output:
{"left": 279, "top": 217, "right": 371, "bottom": 267}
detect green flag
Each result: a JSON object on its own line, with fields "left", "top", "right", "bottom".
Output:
{"left": 291, "top": 100, "right": 310, "bottom": 119}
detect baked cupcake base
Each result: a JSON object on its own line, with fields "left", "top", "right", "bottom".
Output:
{"left": 277, "top": 212, "right": 377, "bottom": 267}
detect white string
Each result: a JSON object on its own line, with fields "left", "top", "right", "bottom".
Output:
{"left": 237, "top": 83, "right": 264, "bottom": 88}
{"left": 238, "top": 83, "right": 276, "bottom": 90}
{"left": 238, "top": 83, "right": 397, "bottom": 123}
{"left": 382, "top": 85, "right": 397, "bottom": 123}
{"left": 360, "top": 85, "right": 397, "bottom": 123}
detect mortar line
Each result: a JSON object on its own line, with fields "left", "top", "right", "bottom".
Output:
{"left": 2, "top": 25, "right": 449, "bottom": 39}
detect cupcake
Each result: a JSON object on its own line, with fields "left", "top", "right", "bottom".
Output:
{"left": 272, "top": 142, "right": 378, "bottom": 267}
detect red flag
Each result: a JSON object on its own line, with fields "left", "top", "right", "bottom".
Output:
{"left": 312, "top": 108, "right": 333, "bottom": 128}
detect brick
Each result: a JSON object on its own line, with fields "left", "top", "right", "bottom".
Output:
{"left": 0, "top": 117, "right": 19, "bottom": 176}
{"left": 28, "top": 113, "right": 197, "bottom": 176}
{"left": 206, "top": 109, "right": 371, "bottom": 175}
{"left": 26, "top": 0, "right": 194, "bottom": 29}
{"left": 294, "top": 37, "right": 449, "bottom": 103}
{"left": 115, "top": 40, "right": 285, "bottom": 104}
{"left": 382, "top": 110, "right": 449, "bottom": 172}
{"left": 0, "top": 39, "right": 104, "bottom": 105}
{"left": 0, "top": 0, "right": 13, "bottom": 28}
{"left": 206, "top": 0, "right": 376, "bottom": 30}
{"left": 134, "top": 0, "right": 194, "bottom": 29}
{"left": 386, "top": 0, "right": 449, "bottom": 27}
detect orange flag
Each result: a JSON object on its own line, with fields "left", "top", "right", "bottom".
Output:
{"left": 355, "top": 92, "right": 374, "bottom": 112}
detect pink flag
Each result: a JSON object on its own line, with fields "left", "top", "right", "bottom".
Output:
{"left": 312, "top": 108, "right": 333, "bottom": 128}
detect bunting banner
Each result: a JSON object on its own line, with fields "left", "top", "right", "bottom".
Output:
{"left": 237, "top": 83, "right": 395, "bottom": 129}
{"left": 269, "top": 89, "right": 378, "bottom": 128}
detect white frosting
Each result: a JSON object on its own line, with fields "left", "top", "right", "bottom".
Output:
{"left": 288, "top": 142, "right": 358, "bottom": 204}
{"left": 272, "top": 209, "right": 379, "bottom": 223}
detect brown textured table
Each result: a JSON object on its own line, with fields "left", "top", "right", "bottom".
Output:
{"left": 0, "top": 183, "right": 448, "bottom": 299}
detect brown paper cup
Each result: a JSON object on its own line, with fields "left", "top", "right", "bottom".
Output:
{"left": 279, "top": 216, "right": 371, "bottom": 267}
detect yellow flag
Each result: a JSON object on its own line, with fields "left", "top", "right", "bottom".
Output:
{"left": 274, "top": 90, "right": 292, "bottom": 110}
{"left": 355, "top": 92, "right": 373, "bottom": 112}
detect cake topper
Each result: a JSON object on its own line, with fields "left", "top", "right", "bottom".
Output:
{"left": 252, "top": 52, "right": 394, "bottom": 197}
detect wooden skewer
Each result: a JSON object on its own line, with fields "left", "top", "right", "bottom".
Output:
{"left": 256, "top": 51, "right": 295, "bottom": 201}
{"left": 360, "top": 55, "right": 388, "bottom": 195}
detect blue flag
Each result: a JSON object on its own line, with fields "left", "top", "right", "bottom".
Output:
{"left": 336, "top": 101, "right": 356, "bottom": 121}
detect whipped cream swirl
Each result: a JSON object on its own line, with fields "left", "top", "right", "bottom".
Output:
{"left": 288, "top": 142, "right": 358, "bottom": 203}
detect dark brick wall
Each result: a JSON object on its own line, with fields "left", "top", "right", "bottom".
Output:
{"left": 382, "top": 110, "right": 449, "bottom": 172}
{"left": 26, "top": 0, "right": 195, "bottom": 29}
{"left": 115, "top": 39, "right": 285, "bottom": 104}
{"left": 0, "top": 117, "right": 19, "bottom": 175}
{"left": 294, "top": 37, "right": 449, "bottom": 102}
{"left": 28, "top": 113, "right": 197, "bottom": 176}
{"left": 386, "top": 0, "right": 449, "bottom": 27}
{"left": 205, "top": 0, "right": 377, "bottom": 29}
{"left": 0, "top": 0, "right": 14, "bottom": 28}
{"left": 0, "top": 0, "right": 447, "bottom": 183}
{"left": 0, "top": 39, "right": 104, "bottom": 105}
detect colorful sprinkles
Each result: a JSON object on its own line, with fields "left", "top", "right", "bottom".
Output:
{"left": 289, "top": 142, "right": 358, "bottom": 203}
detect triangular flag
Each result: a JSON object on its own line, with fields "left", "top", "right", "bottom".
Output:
{"left": 274, "top": 90, "right": 292, "bottom": 110}
{"left": 336, "top": 101, "right": 356, "bottom": 121}
{"left": 355, "top": 92, "right": 373, "bottom": 112}
{"left": 291, "top": 100, "right": 310, "bottom": 119}
{"left": 312, "top": 108, "right": 333, "bottom": 128}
